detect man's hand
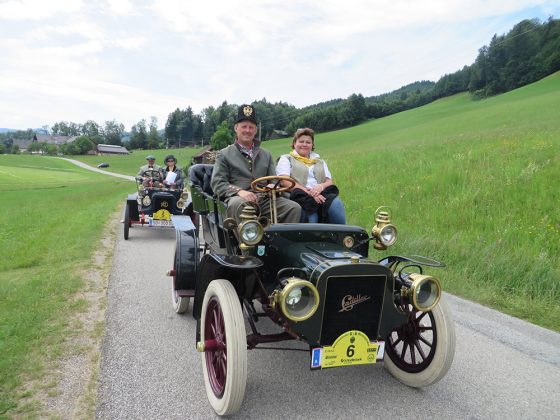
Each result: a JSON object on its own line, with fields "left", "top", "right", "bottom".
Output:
{"left": 237, "top": 189, "right": 257, "bottom": 202}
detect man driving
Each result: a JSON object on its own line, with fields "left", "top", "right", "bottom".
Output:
{"left": 210, "top": 104, "right": 301, "bottom": 223}
{"left": 137, "top": 155, "right": 162, "bottom": 187}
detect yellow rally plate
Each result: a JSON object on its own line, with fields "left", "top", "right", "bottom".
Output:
{"left": 318, "top": 330, "right": 383, "bottom": 369}
{"left": 153, "top": 209, "right": 171, "bottom": 221}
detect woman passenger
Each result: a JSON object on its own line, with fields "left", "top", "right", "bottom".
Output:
{"left": 162, "top": 154, "right": 184, "bottom": 189}
{"left": 276, "top": 128, "right": 346, "bottom": 224}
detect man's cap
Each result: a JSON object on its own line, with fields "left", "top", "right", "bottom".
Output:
{"left": 235, "top": 104, "right": 257, "bottom": 124}
{"left": 146, "top": 155, "right": 156, "bottom": 160}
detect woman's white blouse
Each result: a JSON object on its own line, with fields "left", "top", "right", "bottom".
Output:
{"left": 276, "top": 151, "right": 332, "bottom": 188}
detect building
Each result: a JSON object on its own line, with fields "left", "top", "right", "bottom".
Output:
{"left": 12, "top": 134, "right": 80, "bottom": 152}
{"left": 191, "top": 146, "right": 216, "bottom": 164}
{"left": 97, "top": 144, "right": 129, "bottom": 155}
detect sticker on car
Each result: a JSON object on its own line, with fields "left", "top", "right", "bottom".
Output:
{"left": 311, "top": 330, "right": 384, "bottom": 369}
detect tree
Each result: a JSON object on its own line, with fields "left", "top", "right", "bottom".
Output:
{"left": 129, "top": 120, "right": 148, "bottom": 149}
{"left": 51, "top": 121, "right": 80, "bottom": 136}
{"left": 210, "top": 121, "right": 233, "bottom": 150}
{"left": 146, "top": 117, "right": 161, "bottom": 149}
{"left": 73, "top": 136, "right": 94, "bottom": 154}
{"left": 102, "top": 120, "right": 124, "bottom": 145}
{"left": 81, "top": 120, "right": 100, "bottom": 137}
{"left": 45, "top": 144, "right": 58, "bottom": 155}
{"left": 28, "top": 141, "right": 42, "bottom": 153}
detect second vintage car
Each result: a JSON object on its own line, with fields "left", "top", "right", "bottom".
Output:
{"left": 123, "top": 169, "right": 188, "bottom": 240}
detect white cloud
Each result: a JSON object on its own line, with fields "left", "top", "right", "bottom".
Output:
{"left": 0, "top": 0, "right": 84, "bottom": 20}
{"left": 0, "top": 0, "right": 558, "bottom": 129}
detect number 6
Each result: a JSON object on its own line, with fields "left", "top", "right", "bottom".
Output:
{"left": 346, "top": 344, "right": 355, "bottom": 357}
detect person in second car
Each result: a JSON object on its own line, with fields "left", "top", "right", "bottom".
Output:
{"left": 276, "top": 127, "right": 346, "bottom": 224}
{"left": 161, "top": 154, "right": 184, "bottom": 189}
{"left": 137, "top": 155, "right": 162, "bottom": 187}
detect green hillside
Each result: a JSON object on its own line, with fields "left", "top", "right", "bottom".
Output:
{"left": 72, "top": 72, "right": 559, "bottom": 329}
{"left": 266, "top": 72, "right": 560, "bottom": 328}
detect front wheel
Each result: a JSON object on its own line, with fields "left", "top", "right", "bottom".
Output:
{"left": 200, "top": 280, "right": 247, "bottom": 416}
{"left": 384, "top": 297, "right": 455, "bottom": 387}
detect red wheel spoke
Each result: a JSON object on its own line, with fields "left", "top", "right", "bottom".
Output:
{"left": 416, "top": 311, "right": 428, "bottom": 322}
{"left": 414, "top": 341, "right": 427, "bottom": 361}
{"left": 409, "top": 341, "right": 417, "bottom": 364}
{"left": 418, "top": 335, "right": 433, "bottom": 347}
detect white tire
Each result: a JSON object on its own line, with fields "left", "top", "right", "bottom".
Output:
{"left": 172, "top": 290, "right": 189, "bottom": 314}
{"left": 200, "top": 280, "right": 247, "bottom": 416}
{"left": 384, "top": 297, "right": 456, "bottom": 387}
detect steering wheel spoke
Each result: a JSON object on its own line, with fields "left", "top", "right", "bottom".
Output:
{"left": 250, "top": 176, "right": 296, "bottom": 193}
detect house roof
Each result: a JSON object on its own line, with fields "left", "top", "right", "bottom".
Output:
{"left": 12, "top": 139, "right": 34, "bottom": 149}
{"left": 192, "top": 146, "right": 213, "bottom": 158}
{"left": 97, "top": 144, "right": 129, "bottom": 154}
{"left": 33, "top": 134, "right": 79, "bottom": 144}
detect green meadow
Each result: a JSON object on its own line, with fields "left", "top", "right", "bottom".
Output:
{"left": 0, "top": 156, "right": 131, "bottom": 415}
{"left": 1, "top": 72, "right": 559, "bottom": 415}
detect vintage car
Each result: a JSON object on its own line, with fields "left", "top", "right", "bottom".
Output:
{"left": 168, "top": 164, "right": 456, "bottom": 416}
{"left": 122, "top": 169, "right": 188, "bottom": 240}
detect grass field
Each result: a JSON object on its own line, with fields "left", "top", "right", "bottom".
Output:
{"left": 1, "top": 72, "right": 559, "bottom": 416}
{"left": 0, "top": 156, "right": 131, "bottom": 415}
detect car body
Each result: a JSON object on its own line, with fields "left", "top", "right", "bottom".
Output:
{"left": 169, "top": 163, "right": 456, "bottom": 416}
{"left": 97, "top": 162, "right": 109, "bottom": 168}
{"left": 122, "top": 173, "right": 188, "bottom": 240}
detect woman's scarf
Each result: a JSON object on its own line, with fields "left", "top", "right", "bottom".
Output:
{"left": 290, "top": 150, "right": 317, "bottom": 167}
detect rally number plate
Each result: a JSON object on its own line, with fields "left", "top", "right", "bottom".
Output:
{"left": 311, "top": 330, "right": 384, "bottom": 369}
{"left": 150, "top": 219, "right": 173, "bottom": 227}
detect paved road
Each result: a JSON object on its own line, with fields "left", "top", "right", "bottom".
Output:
{"left": 96, "top": 224, "right": 560, "bottom": 419}
{"left": 61, "top": 158, "right": 135, "bottom": 181}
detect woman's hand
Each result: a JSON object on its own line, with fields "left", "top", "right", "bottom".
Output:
{"left": 312, "top": 194, "right": 325, "bottom": 204}
{"left": 307, "top": 184, "right": 324, "bottom": 198}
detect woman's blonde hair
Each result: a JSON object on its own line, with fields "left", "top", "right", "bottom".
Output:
{"left": 292, "top": 127, "right": 315, "bottom": 150}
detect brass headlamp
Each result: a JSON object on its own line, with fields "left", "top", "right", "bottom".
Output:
{"left": 271, "top": 277, "right": 320, "bottom": 322}
{"left": 223, "top": 204, "right": 264, "bottom": 254}
{"left": 371, "top": 207, "right": 397, "bottom": 250}
{"left": 401, "top": 273, "right": 441, "bottom": 312}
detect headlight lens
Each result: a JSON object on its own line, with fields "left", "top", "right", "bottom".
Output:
{"left": 379, "top": 224, "right": 397, "bottom": 246}
{"left": 142, "top": 195, "right": 151, "bottom": 206}
{"left": 239, "top": 220, "right": 263, "bottom": 245}
{"left": 407, "top": 273, "right": 441, "bottom": 311}
{"left": 276, "top": 278, "right": 320, "bottom": 322}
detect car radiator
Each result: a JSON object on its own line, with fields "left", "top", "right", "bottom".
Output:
{"left": 320, "top": 275, "right": 386, "bottom": 346}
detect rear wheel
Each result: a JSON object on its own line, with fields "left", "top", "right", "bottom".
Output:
{"left": 172, "top": 249, "right": 189, "bottom": 313}
{"left": 123, "top": 205, "right": 130, "bottom": 240}
{"left": 384, "top": 297, "right": 455, "bottom": 387}
{"left": 200, "top": 280, "right": 247, "bottom": 416}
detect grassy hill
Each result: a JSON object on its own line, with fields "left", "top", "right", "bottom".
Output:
{"left": 76, "top": 72, "right": 559, "bottom": 328}
{"left": 266, "top": 72, "right": 560, "bottom": 329}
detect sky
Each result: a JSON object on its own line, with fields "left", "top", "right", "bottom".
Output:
{"left": 0, "top": 0, "right": 559, "bottom": 131}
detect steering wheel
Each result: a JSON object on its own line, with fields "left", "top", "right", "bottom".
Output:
{"left": 250, "top": 175, "right": 296, "bottom": 193}
{"left": 143, "top": 169, "right": 160, "bottom": 180}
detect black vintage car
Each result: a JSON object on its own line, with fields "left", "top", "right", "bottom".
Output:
{"left": 123, "top": 170, "right": 188, "bottom": 240}
{"left": 169, "top": 164, "right": 456, "bottom": 416}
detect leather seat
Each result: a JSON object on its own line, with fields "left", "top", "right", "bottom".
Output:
{"left": 188, "top": 164, "right": 214, "bottom": 196}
